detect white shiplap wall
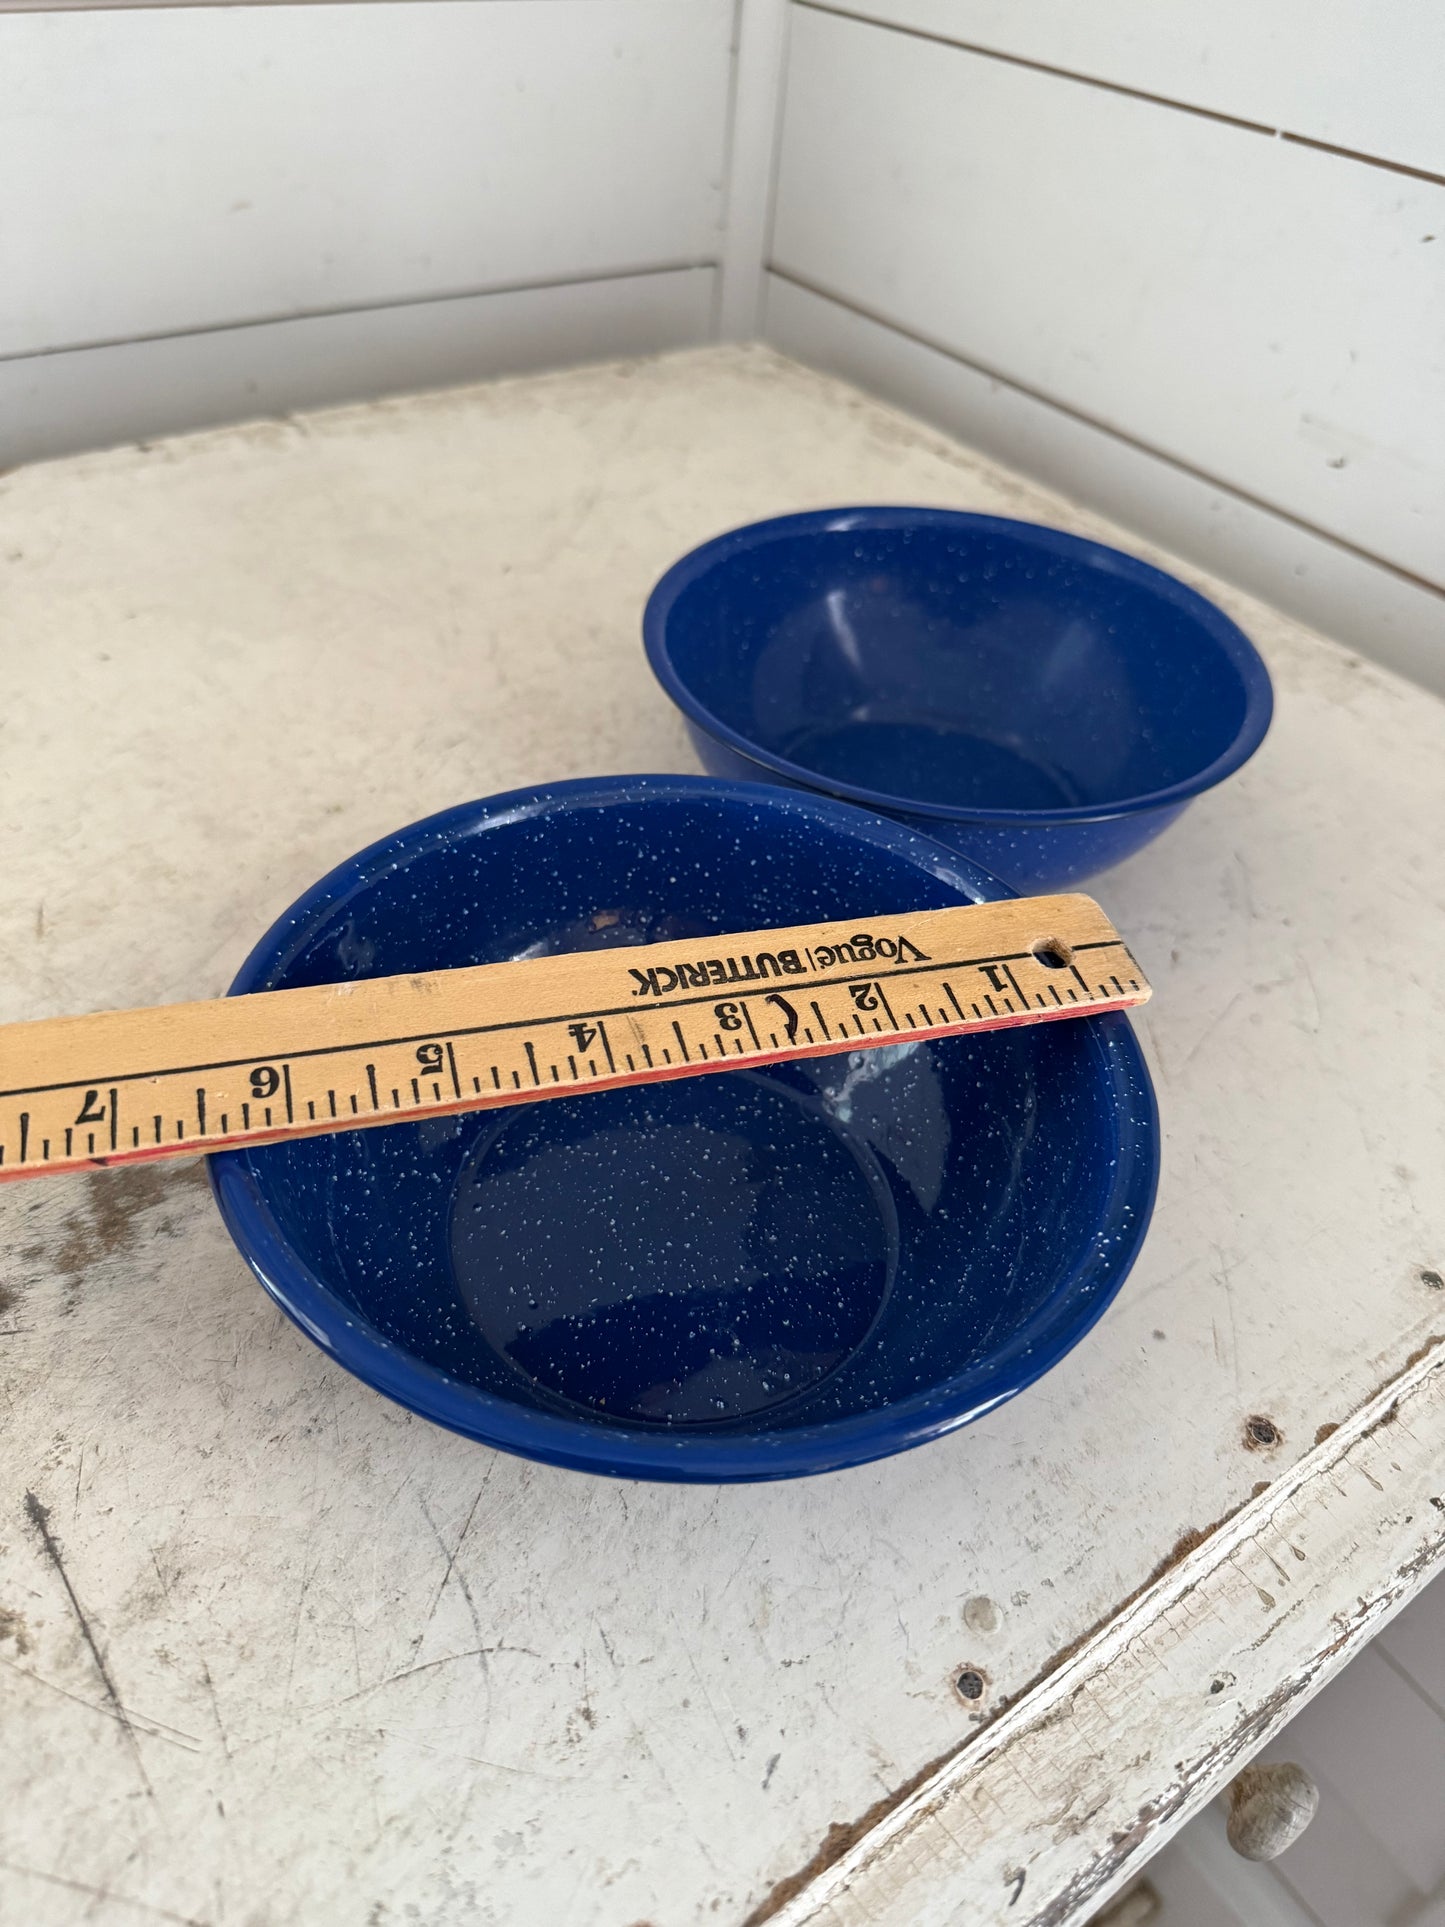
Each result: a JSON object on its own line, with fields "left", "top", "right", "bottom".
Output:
{"left": 0, "top": 0, "right": 738, "bottom": 463}
{"left": 804, "top": 0, "right": 1445, "bottom": 175}
{"left": 764, "top": 2, "right": 1445, "bottom": 690}
{"left": 2, "top": 0, "right": 1440, "bottom": 685}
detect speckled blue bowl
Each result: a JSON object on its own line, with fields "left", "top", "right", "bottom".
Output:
{"left": 210, "top": 776, "right": 1158, "bottom": 1481}
{"left": 643, "top": 508, "right": 1273, "bottom": 892}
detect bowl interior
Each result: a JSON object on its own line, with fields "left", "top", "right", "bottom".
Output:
{"left": 655, "top": 520, "right": 1256, "bottom": 812}
{"left": 217, "top": 785, "right": 1146, "bottom": 1455}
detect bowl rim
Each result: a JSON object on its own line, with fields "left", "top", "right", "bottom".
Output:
{"left": 209, "top": 773, "right": 1160, "bottom": 1482}
{"left": 642, "top": 506, "right": 1275, "bottom": 826}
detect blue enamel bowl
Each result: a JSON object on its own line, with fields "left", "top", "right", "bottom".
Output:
{"left": 643, "top": 508, "right": 1273, "bottom": 892}
{"left": 210, "top": 776, "right": 1158, "bottom": 1481}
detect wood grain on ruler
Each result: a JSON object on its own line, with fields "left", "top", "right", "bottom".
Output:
{"left": 0, "top": 893, "right": 1148, "bottom": 1182}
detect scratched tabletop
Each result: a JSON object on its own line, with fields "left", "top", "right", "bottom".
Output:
{"left": 1, "top": 348, "right": 1442, "bottom": 1927}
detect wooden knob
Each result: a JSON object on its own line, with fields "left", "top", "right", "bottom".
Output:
{"left": 1223, "top": 1762, "right": 1320, "bottom": 1860}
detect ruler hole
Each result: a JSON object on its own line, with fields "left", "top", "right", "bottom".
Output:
{"left": 1031, "top": 938, "right": 1073, "bottom": 970}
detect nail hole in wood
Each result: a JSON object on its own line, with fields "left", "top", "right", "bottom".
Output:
{"left": 1031, "top": 938, "right": 1073, "bottom": 969}
{"left": 1245, "top": 1414, "right": 1282, "bottom": 1449}
{"left": 955, "top": 1668, "right": 986, "bottom": 1702}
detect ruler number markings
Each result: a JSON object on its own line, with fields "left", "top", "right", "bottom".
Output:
{"left": 0, "top": 898, "right": 1147, "bottom": 1180}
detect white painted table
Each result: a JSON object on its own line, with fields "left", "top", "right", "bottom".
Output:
{"left": 1, "top": 348, "right": 1442, "bottom": 1927}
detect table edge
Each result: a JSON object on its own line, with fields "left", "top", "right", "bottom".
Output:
{"left": 751, "top": 1334, "right": 1445, "bottom": 1927}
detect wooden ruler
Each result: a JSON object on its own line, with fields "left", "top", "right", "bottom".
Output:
{"left": 0, "top": 893, "right": 1148, "bottom": 1183}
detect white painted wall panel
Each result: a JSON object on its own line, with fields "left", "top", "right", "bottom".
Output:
{"left": 0, "top": 0, "right": 733, "bottom": 358}
{"left": 809, "top": 0, "right": 1445, "bottom": 177}
{"left": 765, "top": 274, "right": 1445, "bottom": 695}
{"left": 0, "top": 269, "right": 715, "bottom": 468}
{"left": 716, "top": 0, "right": 792, "bottom": 338}
{"left": 771, "top": 7, "right": 1445, "bottom": 586}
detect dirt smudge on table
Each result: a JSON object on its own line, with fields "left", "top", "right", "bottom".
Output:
{"left": 45, "top": 1160, "right": 210, "bottom": 1310}
{"left": 23, "top": 1489, "right": 152, "bottom": 1794}
{"left": 0, "top": 1605, "right": 31, "bottom": 1653}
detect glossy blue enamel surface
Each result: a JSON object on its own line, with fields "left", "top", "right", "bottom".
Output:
{"left": 643, "top": 508, "right": 1273, "bottom": 891}
{"left": 210, "top": 776, "right": 1159, "bottom": 1481}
